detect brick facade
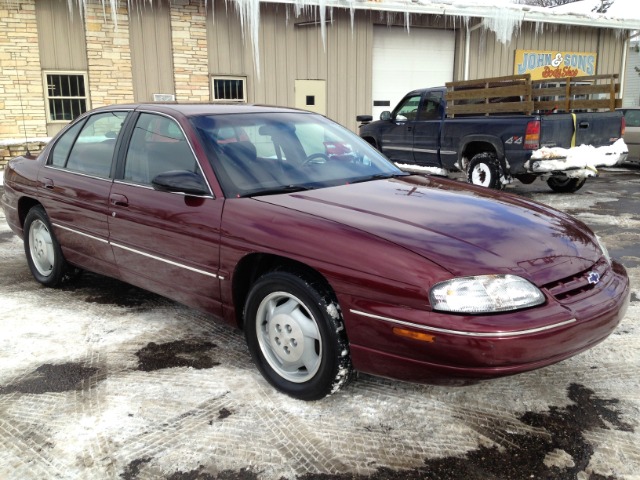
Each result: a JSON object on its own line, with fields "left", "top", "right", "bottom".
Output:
{"left": 85, "top": 4, "right": 135, "bottom": 108}
{"left": 1, "top": 140, "right": 49, "bottom": 169}
{"left": 170, "top": 0, "right": 210, "bottom": 102}
{"left": 0, "top": 0, "right": 47, "bottom": 144}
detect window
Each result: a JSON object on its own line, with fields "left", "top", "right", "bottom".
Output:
{"left": 211, "top": 76, "right": 246, "bottom": 102}
{"left": 62, "top": 112, "right": 128, "bottom": 177}
{"left": 393, "top": 95, "right": 422, "bottom": 121}
{"left": 43, "top": 71, "right": 89, "bottom": 122}
{"left": 123, "top": 113, "right": 201, "bottom": 185}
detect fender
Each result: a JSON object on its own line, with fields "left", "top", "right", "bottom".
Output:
{"left": 457, "top": 135, "right": 509, "bottom": 175}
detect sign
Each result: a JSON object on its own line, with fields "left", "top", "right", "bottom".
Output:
{"left": 514, "top": 50, "right": 597, "bottom": 80}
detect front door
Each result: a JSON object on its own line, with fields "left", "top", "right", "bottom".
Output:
{"left": 412, "top": 91, "right": 444, "bottom": 167}
{"left": 379, "top": 94, "right": 422, "bottom": 163}
{"left": 108, "top": 112, "right": 224, "bottom": 315}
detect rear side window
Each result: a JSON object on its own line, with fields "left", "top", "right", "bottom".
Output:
{"left": 63, "top": 112, "right": 128, "bottom": 177}
{"left": 624, "top": 110, "right": 640, "bottom": 128}
{"left": 50, "top": 120, "right": 85, "bottom": 167}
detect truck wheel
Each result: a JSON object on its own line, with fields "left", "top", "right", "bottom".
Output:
{"left": 467, "top": 153, "right": 503, "bottom": 189}
{"left": 244, "top": 270, "right": 353, "bottom": 400}
{"left": 546, "top": 176, "right": 586, "bottom": 193}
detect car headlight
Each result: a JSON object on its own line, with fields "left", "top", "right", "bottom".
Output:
{"left": 595, "top": 235, "right": 611, "bottom": 265}
{"left": 429, "top": 274, "right": 545, "bottom": 314}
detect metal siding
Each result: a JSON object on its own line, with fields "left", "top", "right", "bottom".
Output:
{"left": 623, "top": 42, "right": 640, "bottom": 107}
{"left": 36, "top": 0, "right": 87, "bottom": 70}
{"left": 129, "top": 0, "right": 174, "bottom": 102}
{"left": 467, "top": 23, "right": 621, "bottom": 80}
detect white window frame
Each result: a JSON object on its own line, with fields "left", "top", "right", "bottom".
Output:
{"left": 211, "top": 75, "right": 247, "bottom": 103}
{"left": 43, "top": 70, "right": 90, "bottom": 123}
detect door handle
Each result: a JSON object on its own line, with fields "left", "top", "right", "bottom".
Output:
{"left": 579, "top": 122, "right": 590, "bottom": 129}
{"left": 42, "top": 177, "right": 54, "bottom": 189}
{"left": 109, "top": 193, "right": 129, "bottom": 207}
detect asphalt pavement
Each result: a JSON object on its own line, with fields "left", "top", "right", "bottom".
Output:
{"left": 0, "top": 166, "right": 639, "bottom": 480}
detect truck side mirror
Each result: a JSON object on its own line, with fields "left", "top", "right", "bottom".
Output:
{"left": 380, "top": 111, "right": 391, "bottom": 121}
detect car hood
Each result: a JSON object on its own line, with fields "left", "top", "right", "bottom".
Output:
{"left": 255, "top": 175, "right": 601, "bottom": 285}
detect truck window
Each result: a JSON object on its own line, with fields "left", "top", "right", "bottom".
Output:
{"left": 393, "top": 95, "right": 422, "bottom": 121}
{"left": 419, "top": 92, "right": 443, "bottom": 120}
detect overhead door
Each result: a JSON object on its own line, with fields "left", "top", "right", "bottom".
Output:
{"left": 372, "top": 26, "right": 455, "bottom": 120}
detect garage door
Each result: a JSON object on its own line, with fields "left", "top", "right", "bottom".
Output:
{"left": 372, "top": 26, "right": 455, "bottom": 120}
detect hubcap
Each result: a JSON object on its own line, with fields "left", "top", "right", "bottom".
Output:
{"left": 29, "top": 219, "right": 54, "bottom": 277}
{"left": 256, "top": 292, "right": 322, "bottom": 383}
{"left": 471, "top": 163, "right": 491, "bottom": 187}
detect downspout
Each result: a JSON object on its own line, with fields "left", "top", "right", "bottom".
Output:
{"left": 465, "top": 21, "right": 485, "bottom": 81}
{"left": 620, "top": 31, "right": 629, "bottom": 103}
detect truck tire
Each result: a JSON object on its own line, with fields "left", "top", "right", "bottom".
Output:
{"left": 546, "top": 176, "right": 586, "bottom": 193}
{"left": 467, "top": 153, "right": 503, "bottom": 189}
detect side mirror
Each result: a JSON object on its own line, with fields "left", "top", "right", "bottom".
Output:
{"left": 356, "top": 115, "right": 373, "bottom": 124}
{"left": 151, "top": 170, "right": 209, "bottom": 196}
{"left": 380, "top": 111, "right": 391, "bottom": 121}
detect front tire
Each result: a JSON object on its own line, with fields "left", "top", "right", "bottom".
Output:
{"left": 24, "top": 205, "right": 68, "bottom": 287}
{"left": 244, "top": 271, "right": 353, "bottom": 400}
{"left": 467, "top": 152, "right": 503, "bottom": 189}
{"left": 547, "top": 176, "right": 586, "bottom": 193}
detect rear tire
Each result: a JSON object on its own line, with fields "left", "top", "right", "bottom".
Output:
{"left": 546, "top": 176, "right": 586, "bottom": 193}
{"left": 24, "top": 205, "right": 68, "bottom": 287}
{"left": 467, "top": 153, "right": 503, "bottom": 189}
{"left": 244, "top": 270, "right": 353, "bottom": 400}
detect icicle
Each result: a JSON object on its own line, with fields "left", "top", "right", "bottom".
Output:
{"left": 228, "top": 0, "right": 262, "bottom": 78}
{"left": 483, "top": 6, "right": 524, "bottom": 44}
{"left": 404, "top": 11, "right": 410, "bottom": 34}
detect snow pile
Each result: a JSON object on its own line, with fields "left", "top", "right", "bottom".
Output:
{"left": 0, "top": 137, "right": 51, "bottom": 147}
{"left": 526, "top": 138, "right": 629, "bottom": 177}
{"left": 551, "top": 0, "right": 640, "bottom": 21}
{"left": 395, "top": 163, "right": 448, "bottom": 176}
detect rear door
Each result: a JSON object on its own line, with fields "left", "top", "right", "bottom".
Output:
{"left": 621, "top": 109, "right": 640, "bottom": 160}
{"left": 108, "top": 111, "right": 224, "bottom": 315}
{"left": 38, "top": 110, "right": 129, "bottom": 276}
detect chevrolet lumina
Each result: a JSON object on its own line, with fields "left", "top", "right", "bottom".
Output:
{"left": 1, "top": 104, "right": 630, "bottom": 400}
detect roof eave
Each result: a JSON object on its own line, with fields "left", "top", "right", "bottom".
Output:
{"left": 262, "top": 0, "right": 640, "bottom": 31}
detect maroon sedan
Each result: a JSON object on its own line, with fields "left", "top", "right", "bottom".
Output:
{"left": 1, "top": 104, "right": 630, "bottom": 400}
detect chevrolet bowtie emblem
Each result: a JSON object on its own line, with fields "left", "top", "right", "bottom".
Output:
{"left": 587, "top": 271, "right": 600, "bottom": 285}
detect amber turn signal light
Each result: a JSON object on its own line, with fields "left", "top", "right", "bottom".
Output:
{"left": 392, "top": 327, "right": 435, "bottom": 343}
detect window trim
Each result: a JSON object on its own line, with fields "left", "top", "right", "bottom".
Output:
{"left": 42, "top": 70, "right": 90, "bottom": 124}
{"left": 210, "top": 75, "right": 247, "bottom": 103}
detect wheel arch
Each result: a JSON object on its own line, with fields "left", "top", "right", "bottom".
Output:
{"left": 17, "top": 196, "right": 43, "bottom": 229}
{"left": 232, "top": 253, "right": 336, "bottom": 330}
{"left": 459, "top": 137, "right": 503, "bottom": 171}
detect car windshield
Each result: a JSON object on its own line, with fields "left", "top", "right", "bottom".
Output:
{"left": 190, "top": 112, "right": 405, "bottom": 197}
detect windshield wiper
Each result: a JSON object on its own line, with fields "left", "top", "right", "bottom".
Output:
{"left": 349, "top": 172, "right": 410, "bottom": 184}
{"left": 239, "top": 185, "right": 315, "bottom": 198}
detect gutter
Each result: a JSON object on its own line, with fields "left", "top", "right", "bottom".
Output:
{"left": 268, "top": 0, "right": 640, "bottom": 31}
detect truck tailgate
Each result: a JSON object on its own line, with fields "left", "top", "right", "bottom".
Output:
{"left": 540, "top": 111, "right": 623, "bottom": 149}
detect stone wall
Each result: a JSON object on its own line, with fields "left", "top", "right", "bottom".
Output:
{"left": 0, "top": 0, "right": 48, "bottom": 142}
{"left": 170, "top": 0, "right": 210, "bottom": 102}
{"left": 1, "top": 140, "right": 50, "bottom": 169}
{"left": 85, "top": 3, "right": 135, "bottom": 108}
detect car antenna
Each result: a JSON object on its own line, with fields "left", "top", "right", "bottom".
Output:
{"left": 13, "top": 51, "right": 32, "bottom": 158}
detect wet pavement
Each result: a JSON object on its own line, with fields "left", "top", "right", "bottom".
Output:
{"left": 0, "top": 166, "right": 639, "bottom": 479}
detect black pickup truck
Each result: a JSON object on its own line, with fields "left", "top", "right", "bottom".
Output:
{"left": 357, "top": 83, "right": 625, "bottom": 192}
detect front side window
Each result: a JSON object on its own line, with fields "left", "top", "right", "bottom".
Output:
{"left": 123, "top": 113, "right": 201, "bottom": 185}
{"left": 211, "top": 76, "right": 246, "bottom": 102}
{"left": 191, "top": 112, "right": 405, "bottom": 198}
{"left": 63, "top": 112, "right": 127, "bottom": 177}
{"left": 43, "top": 72, "right": 88, "bottom": 122}
{"left": 394, "top": 95, "right": 422, "bottom": 121}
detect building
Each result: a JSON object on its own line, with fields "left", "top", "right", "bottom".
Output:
{"left": 1, "top": 0, "right": 639, "bottom": 166}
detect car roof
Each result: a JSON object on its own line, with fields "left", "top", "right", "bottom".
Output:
{"left": 92, "top": 103, "right": 314, "bottom": 117}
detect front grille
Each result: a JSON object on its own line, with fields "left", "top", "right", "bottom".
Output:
{"left": 543, "top": 258, "right": 609, "bottom": 303}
